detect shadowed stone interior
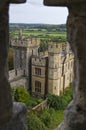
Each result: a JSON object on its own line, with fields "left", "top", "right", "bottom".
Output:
{"left": 0, "top": 0, "right": 27, "bottom": 130}
{"left": 44, "top": 0, "right": 86, "bottom": 130}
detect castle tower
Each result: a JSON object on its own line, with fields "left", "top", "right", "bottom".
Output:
{"left": 48, "top": 42, "right": 63, "bottom": 95}
{"left": 11, "top": 31, "right": 40, "bottom": 90}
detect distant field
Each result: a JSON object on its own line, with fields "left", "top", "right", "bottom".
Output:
{"left": 9, "top": 23, "right": 67, "bottom": 42}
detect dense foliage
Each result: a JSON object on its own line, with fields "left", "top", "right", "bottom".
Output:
{"left": 27, "top": 112, "right": 46, "bottom": 130}
{"left": 14, "top": 87, "right": 30, "bottom": 106}
{"left": 27, "top": 108, "right": 63, "bottom": 130}
{"left": 11, "top": 86, "right": 43, "bottom": 107}
{"left": 47, "top": 86, "right": 73, "bottom": 110}
{"left": 11, "top": 85, "right": 72, "bottom": 130}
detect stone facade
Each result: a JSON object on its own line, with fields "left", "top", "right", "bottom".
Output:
{"left": 31, "top": 56, "right": 48, "bottom": 97}
{"left": 10, "top": 31, "right": 74, "bottom": 97}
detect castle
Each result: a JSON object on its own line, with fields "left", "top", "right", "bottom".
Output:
{"left": 9, "top": 31, "right": 74, "bottom": 97}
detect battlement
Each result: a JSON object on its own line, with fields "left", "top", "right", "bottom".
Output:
{"left": 11, "top": 37, "right": 40, "bottom": 48}
{"left": 9, "top": 69, "right": 24, "bottom": 82}
{"left": 48, "top": 42, "right": 63, "bottom": 54}
{"left": 39, "top": 51, "right": 48, "bottom": 57}
{"left": 32, "top": 56, "right": 48, "bottom": 67}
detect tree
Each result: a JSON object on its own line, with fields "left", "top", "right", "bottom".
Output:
{"left": 14, "top": 87, "right": 30, "bottom": 106}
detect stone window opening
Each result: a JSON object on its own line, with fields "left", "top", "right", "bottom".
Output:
{"left": 35, "top": 81, "right": 41, "bottom": 93}
{"left": 32, "top": 49, "right": 33, "bottom": 55}
{"left": 15, "top": 69, "right": 17, "bottom": 76}
{"left": 35, "top": 68, "right": 41, "bottom": 75}
{"left": 54, "top": 86, "right": 56, "bottom": 90}
{"left": 0, "top": 1, "right": 86, "bottom": 130}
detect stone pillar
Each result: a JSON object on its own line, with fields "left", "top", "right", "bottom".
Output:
{"left": 61, "top": 4, "right": 86, "bottom": 130}
{"left": 44, "top": 0, "right": 86, "bottom": 130}
{"left": 0, "top": 1, "right": 12, "bottom": 124}
{"left": 0, "top": 0, "right": 27, "bottom": 130}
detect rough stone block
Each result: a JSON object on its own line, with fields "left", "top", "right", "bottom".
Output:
{"left": 0, "top": 102, "right": 27, "bottom": 130}
{"left": 44, "top": 0, "right": 86, "bottom": 6}
{"left": 9, "top": 0, "right": 26, "bottom": 3}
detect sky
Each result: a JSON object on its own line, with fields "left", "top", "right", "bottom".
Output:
{"left": 9, "top": 0, "right": 68, "bottom": 25}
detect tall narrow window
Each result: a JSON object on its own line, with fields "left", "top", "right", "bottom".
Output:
{"left": 35, "top": 68, "right": 41, "bottom": 75}
{"left": 32, "top": 50, "right": 33, "bottom": 55}
{"left": 35, "top": 81, "right": 41, "bottom": 93}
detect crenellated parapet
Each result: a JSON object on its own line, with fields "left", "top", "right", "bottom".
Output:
{"left": 39, "top": 51, "right": 48, "bottom": 57}
{"left": 32, "top": 56, "right": 48, "bottom": 67}
{"left": 48, "top": 42, "right": 63, "bottom": 54}
{"left": 11, "top": 37, "right": 40, "bottom": 48}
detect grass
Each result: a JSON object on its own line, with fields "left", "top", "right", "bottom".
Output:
{"left": 46, "top": 110, "right": 64, "bottom": 130}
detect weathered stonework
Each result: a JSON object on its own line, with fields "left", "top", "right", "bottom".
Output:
{"left": 0, "top": 102, "right": 27, "bottom": 130}
{"left": 44, "top": 0, "right": 86, "bottom": 130}
{"left": 0, "top": 0, "right": 27, "bottom": 130}
{"left": 0, "top": 1, "right": 12, "bottom": 125}
{"left": 44, "top": 0, "right": 85, "bottom": 6}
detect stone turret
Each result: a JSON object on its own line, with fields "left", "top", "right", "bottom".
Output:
{"left": 12, "top": 31, "right": 40, "bottom": 71}
{"left": 48, "top": 42, "right": 63, "bottom": 95}
{"left": 11, "top": 31, "right": 40, "bottom": 90}
{"left": 48, "top": 42, "right": 62, "bottom": 54}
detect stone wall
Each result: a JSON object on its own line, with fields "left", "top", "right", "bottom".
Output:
{"left": 10, "top": 77, "right": 28, "bottom": 89}
{"left": 0, "top": 0, "right": 27, "bottom": 130}
{"left": 9, "top": 69, "right": 24, "bottom": 81}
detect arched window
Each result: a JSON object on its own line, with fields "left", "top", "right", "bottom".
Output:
{"left": 35, "top": 81, "right": 41, "bottom": 93}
